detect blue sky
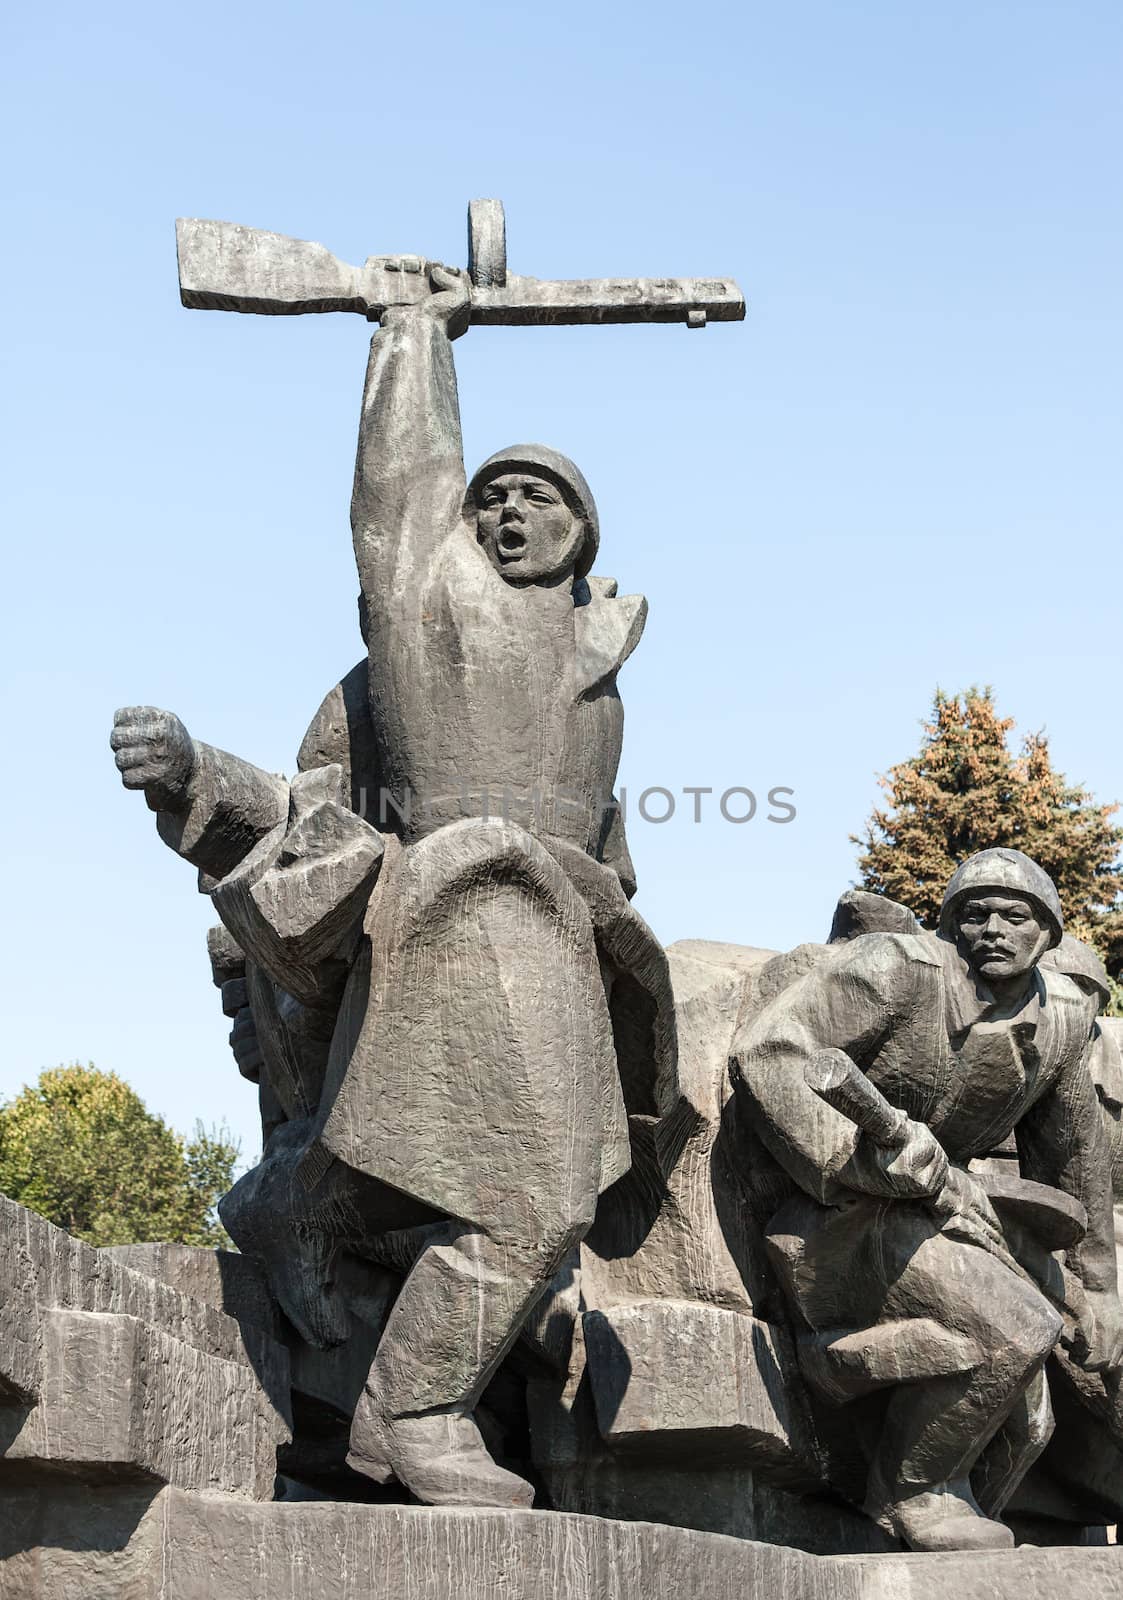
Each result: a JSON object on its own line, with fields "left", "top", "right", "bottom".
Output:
{"left": 3, "top": 2, "right": 1120, "bottom": 1161}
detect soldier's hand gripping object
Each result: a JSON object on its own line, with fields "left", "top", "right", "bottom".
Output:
{"left": 805, "top": 1050, "right": 1029, "bottom": 1275}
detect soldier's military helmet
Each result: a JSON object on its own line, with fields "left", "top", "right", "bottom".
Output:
{"left": 1042, "top": 932, "right": 1111, "bottom": 1008}
{"left": 938, "top": 848, "right": 1063, "bottom": 948}
{"left": 463, "top": 445, "right": 600, "bottom": 580}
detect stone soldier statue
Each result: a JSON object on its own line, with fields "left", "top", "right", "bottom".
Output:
{"left": 110, "top": 260, "right": 674, "bottom": 1508}
{"left": 1011, "top": 934, "right": 1123, "bottom": 1528}
{"left": 731, "top": 848, "right": 1123, "bottom": 1552}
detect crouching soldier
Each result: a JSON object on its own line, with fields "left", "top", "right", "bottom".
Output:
{"left": 731, "top": 848, "right": 1123, "bottom": 1552}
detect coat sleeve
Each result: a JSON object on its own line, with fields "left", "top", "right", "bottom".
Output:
{"left": 350, "top": 315, "right": 467, "bottom": 618}
{"left": 156, "top": 663, "right": 374, "bottom": 886}
{"left": 1017, "top": 1040, "right": 1119, "bottom": 1298}
{"left": 730, "top": 933, "right": 923, "bottom": 1204}
{"left": 154, "top": 741, "right": 288, "bottom": 883}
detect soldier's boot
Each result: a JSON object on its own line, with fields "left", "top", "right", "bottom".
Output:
{"left": 868, "top": 1480, "right": 1014, "bottom": 1551}
{"left": 864, "top": 1296, "right": 1059, "bottom": 1552}
{"left": 347, "top": 1408, "right": 533, "bottom": 1508}
{"left": 347, "top": 1220, "right": 581, "bottom": 1507}
{"left": 863, "top": 1250, "right": 1063, "bottom": 1552}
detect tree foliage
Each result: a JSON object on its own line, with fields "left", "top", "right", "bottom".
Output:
{"left": 0, "top": 1064, "right": 239, "bottom": 1247}
{"left": 855, "top": 688, "right": 1123, "bottom": 979}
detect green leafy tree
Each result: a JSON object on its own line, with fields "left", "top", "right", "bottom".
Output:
{"left": 855, "top": 688, "right": 1123, "bottom": 984}
{"left": 0, "top": 1064, "right": 239, "bottom": 1246}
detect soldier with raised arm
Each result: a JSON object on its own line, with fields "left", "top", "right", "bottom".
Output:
{"left": 111, "top": 261, "right": 672, "bottom": 1508}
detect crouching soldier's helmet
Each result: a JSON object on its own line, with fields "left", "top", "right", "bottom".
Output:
{"left": 938, "top": 847, "right": 1064, "bottom": 949}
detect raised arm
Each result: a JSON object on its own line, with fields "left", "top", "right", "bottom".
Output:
{"left": 350, "top": 262, "right": 470, "bottom": 609}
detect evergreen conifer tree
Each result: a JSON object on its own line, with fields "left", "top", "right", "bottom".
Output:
{"left": 856, "top": 688, "right": 1123, "bottom": 981}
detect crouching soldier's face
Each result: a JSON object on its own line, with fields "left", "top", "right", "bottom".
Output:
{"left": 956, "top": 894, "right": 1052, "bottom": 987}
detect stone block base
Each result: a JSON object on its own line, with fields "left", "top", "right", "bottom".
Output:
{"left": 1, "top": 1485, "right": 1118, "bottom": 1600}
{"left": 841, "top": 1545, "right": 1121, "bottom": 1599}
{"left": 0, "top": 1198, "right": 289, "bottom": 1500}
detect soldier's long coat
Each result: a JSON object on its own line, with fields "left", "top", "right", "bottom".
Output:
{"left": 161, "top": 628, "right": 674, "bottom": 1242}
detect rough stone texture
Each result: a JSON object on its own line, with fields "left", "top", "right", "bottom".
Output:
{"left": 1, "top": 1487, "right": 1117, "bottom": 1600}
{"left": 828, "top": 889, "right": 922, "bottom": 943}
{"left": 1005, "top": 996, "right": 1123, "bottom": 1530}
{"left": 577, "top": 940, "right": 777, "bottom": 1320}
{"left": 841, "top": 1545, "right": 1123, "bottom": 1599}
{"left": 0, "top": 1197, "right": 289, "bottom": 1499}
{"left": 523, "top": 938, "right": 844, "bottom": 1548}
{"left": 110, "top": 250, "right": 695, "bottom": 1510}
{"left": 584, "top": 1298, "right": 797, "bottom": 1464}
{"left": 100, "top": 1242, "right": 277, "bottom": 1332}
{"left": 176, "top": 203, "right": 746, "bottom": 327}
{"left": 3, "top": 1310, "right": 280, "bottom": 1496}
{"left": 95, "top": 204, "right": 1123, "bottom": 1569}
{"left": 0, "top": 1486, "right": 865, "bottom": 1600}
{"left": 731, "top": 850, "right": 1122, "bottom": 1553}
{"left": 102, "top": 1237, "right": 387, "bottom": 1472}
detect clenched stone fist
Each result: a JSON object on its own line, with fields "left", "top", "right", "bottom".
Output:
{"left": 110, "top": 706, "right": 196, "bottom": 811}
{"left": 380, "top": 261, "right": 471, "bottom": 341}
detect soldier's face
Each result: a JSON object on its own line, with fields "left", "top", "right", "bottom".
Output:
{"left": 956, "top": 895, "right": 1051, "bottom": 984}
{"left": 476, "top": 474, "right": 585, "bottom": 585}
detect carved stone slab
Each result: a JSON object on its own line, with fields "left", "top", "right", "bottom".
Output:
{"left": 583, "top": 1298, "right": 806, "bottom": 1476}
{"left": 0, "top": 1486, "right": 857, "bottom": 1599}
{"left": 1, "top": 1485, "right": 1117, "bottom": 1599}
{"left": 0, "top": 1198, "right": 290, "bottom": 1499}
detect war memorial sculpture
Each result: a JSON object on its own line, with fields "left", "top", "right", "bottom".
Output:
{"left": 2, "top": 201, "right": 1122, "bottom": 1598}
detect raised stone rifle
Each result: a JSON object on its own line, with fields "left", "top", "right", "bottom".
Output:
{"left": 175, "top": 199, "right": 746, "bottom": 329}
